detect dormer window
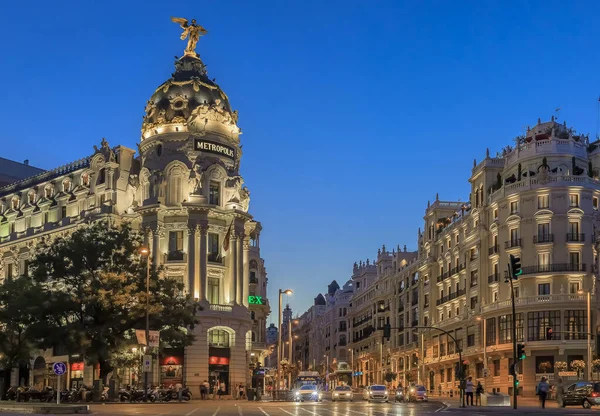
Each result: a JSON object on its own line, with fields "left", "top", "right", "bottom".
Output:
{"left": 11, "top": 197, "right": 19, "bottom": 210}
{"left": 44, "top": 186, "right": 54, "bottom": 199}
{"left": 28, "top": 191, "right": 35, "bottom": 205}
{"left": 63, "top": 179, "right": 71, "bottom": 193}
{"left": 82, "top": 173, "right": 90, "bottom": 187}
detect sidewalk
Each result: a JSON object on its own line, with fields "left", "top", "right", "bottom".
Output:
{"left": 439, "top": 395, "right": 561, "bottom": 410}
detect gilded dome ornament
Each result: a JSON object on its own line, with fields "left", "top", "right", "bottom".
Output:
{"left": 171, "top": 17, "right": 207, "bottom": 58}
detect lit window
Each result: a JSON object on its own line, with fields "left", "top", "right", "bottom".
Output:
{"left": 510, "top": 201, "right": 519, "bottom": 214}
{"left": 538, "top": 195, "right": 549, "bottom": 209}
{"left": 493, "top": 209, "right": 498, "bottom": 220}
{"left": 209, "top": 181, "right": 220, "bottom": 205}
{"left": 569, "top": 194, "right": 579, "bottom": 208}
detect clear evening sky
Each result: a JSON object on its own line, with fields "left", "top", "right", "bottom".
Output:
{"left": 1, "top": 1, "right": 599, "bottom": 318}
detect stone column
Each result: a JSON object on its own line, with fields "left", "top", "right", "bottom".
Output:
{"left": 188, "top": 226, "right": 197, "bottom": 297}
{"left": 230, "top": 235, "right": 238, "bottom": 305}
{"left": 237, "top": 234, "right": 245, "bottom": 306}
{"left": 199, "top": 224, "right": 208, "bottom": 303}
{"left": 153, "top": 226, "right": 162, "bottom": 266}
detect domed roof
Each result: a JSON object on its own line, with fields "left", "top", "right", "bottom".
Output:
{"left": 142, "top": 55, "right": 237, "bottom": 139}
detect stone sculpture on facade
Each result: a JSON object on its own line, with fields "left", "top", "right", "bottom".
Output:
{"left": 188, "top": 163, "right": 204, "bottom": 195}
{"left": 93, "top": 138, "right": 116, "bottom": 163}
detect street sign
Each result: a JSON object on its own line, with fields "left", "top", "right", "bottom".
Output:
{"left": 143, "top": 355, "right": 152, "bottom": 372}
{"left": 559, "top": 371, "right": 577, "bottom": 377}
{"left": 53, "top": 362, "right": 67, "bottom": 375}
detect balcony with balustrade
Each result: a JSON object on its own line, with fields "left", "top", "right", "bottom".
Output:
{"left": 481, "top": 293, "right": 592, "bottom": 313}
{"left": 566, "top": 233, "right": 586, "bottom": 243}
{"left": 533, "top": 234, "right": 554, "bottom": 244}
{"left": 502, "top": 263, "right": 586, "bottom": 278}
{"left": 436, "top": 288, "right": 466, "bottom": 306}
{"left": 505, "top": 238, "right": 521, "bottom": 249}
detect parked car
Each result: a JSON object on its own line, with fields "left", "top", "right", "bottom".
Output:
{"left": 407, "top": 385, "right": 428, "bottom": 402}
{"left": 363, "top": 385, "right": 389, "bottom": 402}
{"left": 559, "top": 381, "right": 600, "bottom": 408}
{"left": 332, "top": 385, "right": 353, "bottom": 402}
{"left": 294, "top": 385, "right": 323, "bottom": 402}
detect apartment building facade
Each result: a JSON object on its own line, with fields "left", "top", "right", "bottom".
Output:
{"left": 345, "top": 118, "right": 599, "bottom": 397}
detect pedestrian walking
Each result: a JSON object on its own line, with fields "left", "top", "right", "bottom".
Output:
{"left": 555, "top": 378, "right": 564, "bottom": 407}
{"left": 238, "top": 384, "right": 245, "bottom": 400}
{"left": 219, "top": 381, "right": 226, "bottom": 399}
{"left": 212, "top": 382, "right": 218, "bottom": 400}
{"left": 536, "top": 376, "right": 550, "bottom": 409}
{"left": 475, "top": 382, "right": 483, "bottom": 406}
{"left": 465, "top": 377, "right": 474, "bottom": 406}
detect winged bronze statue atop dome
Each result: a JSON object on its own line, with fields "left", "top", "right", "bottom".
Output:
{"left": 171, "top": 17, "right": 208, "bottom": 57}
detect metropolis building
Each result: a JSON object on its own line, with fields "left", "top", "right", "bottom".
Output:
{"left": 0, "top": 23, "right": 270, "bottom": 394}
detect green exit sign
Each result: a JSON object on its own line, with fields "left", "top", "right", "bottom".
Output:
{"left": 249, "top": 296, "right": 264, "bottom": 305}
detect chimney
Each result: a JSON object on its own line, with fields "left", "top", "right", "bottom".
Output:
{"left": 23, "top": 159, "right": 29, "bottom": 165}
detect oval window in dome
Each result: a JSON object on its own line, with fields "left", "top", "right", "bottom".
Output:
{"left": 156, "top": 144, "right": 163, "bottom": 157}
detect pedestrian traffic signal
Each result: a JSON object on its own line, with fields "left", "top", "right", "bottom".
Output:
{"left": 509, "top": 254, "right": 522, "bottom": 278}
{"left": 517, "top": 344, "right": 526, "bottom": 360}
{"left": 383, "top": 323, "right": 391, "bottom": 340}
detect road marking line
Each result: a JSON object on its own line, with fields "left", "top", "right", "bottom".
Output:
{"left": 258, "top": 407, "right": 270, "bottom": 416}
{"left": 212, "top": 407, "right": 221, "bottom": 416}
{"left": 185, "top": 408, "right": 200, "bottom": 416}
{"left": 278, "top": 408, "right": 296, "bottom": 416}
{"left": 238, "top": 406, "right": 243, "bottom": 416}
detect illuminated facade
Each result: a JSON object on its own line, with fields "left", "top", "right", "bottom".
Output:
{"left": 0, "top": 29, "right": 269, "bottom": 394}
{"left": 344, "top": 118, "right": 599, "bottom": 396}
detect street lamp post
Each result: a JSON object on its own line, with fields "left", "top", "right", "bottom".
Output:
{"left": 140, "top": 247, "right": 151, "bottom": 401}
{"left": 579, "top": 290, "right": 592, "bottom": 380}
{"left": 278, "top": 289, "right": 292, "bottom": 391}
{"left": 349, "top": 348, "right": 354, "bottom": 388}
{"left": 324, "top": 355, "right": 329, "bottom": 391}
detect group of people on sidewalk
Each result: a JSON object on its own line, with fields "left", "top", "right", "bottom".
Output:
{"left": 199, "top": 380, "right": 247, "bottom": 400}
{"left": 459, "top": 375, "right": 560, "bottom": 409}
{"left": 464, "top": 377, "right": 485, "bottom": 406}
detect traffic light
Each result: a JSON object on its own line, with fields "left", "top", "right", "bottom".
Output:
{"left": 383, "top": 323, "right": 391, "bottom": 340}
{"left": 517, "top": 344, "right": 526, "bottom": 360}
{"left": 546, "top": 327, "right": 553, "bottom": 340}
{"left": 509, "top": 254, "right": 522, "bottom": 278}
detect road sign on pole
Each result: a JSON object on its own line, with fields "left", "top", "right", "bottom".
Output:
{"left": 53, "top": 362, "right": 67, "bottom": 375}
{"left": 53, "top": 363, "right": 66, "bottom": 405}
{"left": 143, "top": 355, "right": 152, "bottom": 372}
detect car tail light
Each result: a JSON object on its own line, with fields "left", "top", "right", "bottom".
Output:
{"left": 591, "top": 392, "right": 600, "bottom": 397}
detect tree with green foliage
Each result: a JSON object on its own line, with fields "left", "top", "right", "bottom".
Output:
{"left": 0, "top": 276, "right": 45, "bottom": 374}
{"left": 29, "top": 221, "right": 199, "bottom": 382}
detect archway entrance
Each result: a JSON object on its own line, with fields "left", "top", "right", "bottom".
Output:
{"left": 208, "top": 329, "right": 231, "bottom": 395}
{"left": 33, "top": 357, "right": 46, "bottom": 388}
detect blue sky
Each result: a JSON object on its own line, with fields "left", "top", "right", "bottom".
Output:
{"left": 1, "top": 1, "right": 599, "bottom": 317}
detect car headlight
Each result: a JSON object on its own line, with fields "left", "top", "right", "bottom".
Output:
{"left": 333, "top": 393, "right": 339, "bottom": 397}
{"left": 384, "top": 390, "right": 388, "bottom": 395}
{"left": 311, "top": 391, "right": 317, "bottom": 396}
{"left": 410, "top": 388, "right": 415, "bottom": 393}
{"left": 295, "top": 392, "right": 300, "bottom": 396}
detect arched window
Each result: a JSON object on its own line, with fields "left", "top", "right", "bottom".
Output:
{"left": 167, "top": 166, "right": 184, "bottom": 205}
{"left": 208, "top": 329, "right": 230, "bottom": 348}
{"left": 28, "top": 191, "right": 35, "bottom": 205}
{"left": 11, "top": 197, "right": 19, "bottom": 210}
{"left": 81, "top": 173, "right": 90, "bottom": 187}
{"left": 98, "top": 169, "right": 106, "bottom": 184}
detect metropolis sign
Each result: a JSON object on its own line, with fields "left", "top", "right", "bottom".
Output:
{"left": 194, "top": 139, "right": 235, "bottom": 159}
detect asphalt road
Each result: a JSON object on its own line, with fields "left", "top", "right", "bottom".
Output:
{"left": 1, "top": 399, "right": 599, "bottom": 416}
{"left": 0, "top": 399, "right": 445, "bottom": 416}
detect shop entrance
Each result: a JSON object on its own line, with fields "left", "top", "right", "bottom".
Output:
{"left": 208, "top": 347, "right": 230, "bottom": 395}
